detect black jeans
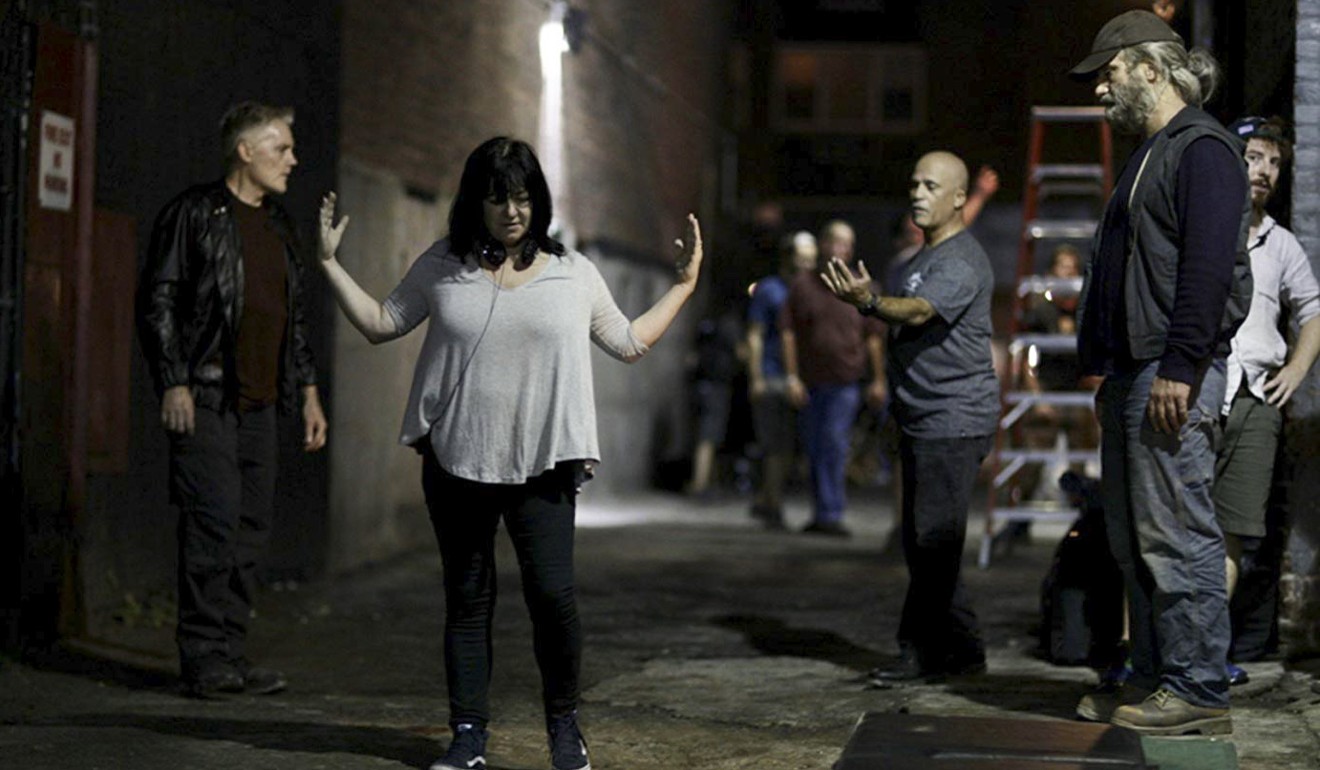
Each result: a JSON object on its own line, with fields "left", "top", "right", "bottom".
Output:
{"left": 897, "top": 433, "right": 991, "bottom": 669}
{"left": 169, "top": 404, "right": 277, "bottom": 677}
{"left": 422, "top": 449, "right": 582, "bottom": 729}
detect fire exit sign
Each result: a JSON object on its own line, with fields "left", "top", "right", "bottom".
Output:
{"left": 39, "top": 110, "right": 75, "bottom": 211}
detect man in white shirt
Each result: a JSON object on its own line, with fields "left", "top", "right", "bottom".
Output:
{"left": 1215, "top": 116, "right": 1320, "bottom": 682}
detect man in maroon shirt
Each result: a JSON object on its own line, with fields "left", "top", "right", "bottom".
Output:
{"left": 138, "top": 102, "right": 327, "bottom": 698}
{"left": 781, "top": 220, "right": 886, "bottom": 536}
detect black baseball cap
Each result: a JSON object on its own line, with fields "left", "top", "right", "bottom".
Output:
{"left": 1227, "top": 116, "right": 1290, "bottom": 145}
{"left": 1069, "top": 10, "right": 1183, "bottom": 78}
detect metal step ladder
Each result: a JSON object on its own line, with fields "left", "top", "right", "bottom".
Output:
{"left": 979, "top": 106, "right": 1113, "bottom": 568}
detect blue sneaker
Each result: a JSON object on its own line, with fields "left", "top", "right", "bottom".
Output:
{"left": 548, "top": 712, "right": 591, "bottom": 770}
{"left": 1227, "top": 662, "right": 1250, "bottom": 686}
{"left": 431, "top": 724, "right": 487, "bottom": 770}
{"left": 1099, "top": 659, "right": 1133, "bottom": 688}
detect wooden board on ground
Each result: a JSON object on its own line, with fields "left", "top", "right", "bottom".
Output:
{"left": 835, "top": 712, "right": 1150, "bottom": 769}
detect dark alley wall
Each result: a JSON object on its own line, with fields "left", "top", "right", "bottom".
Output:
{"left": 918, "top": 0, "right": 1291, "bottom": 198}
{"left": 1220, "top": 0, "right": 1296, "bottom": 119}
{"left": 1216, "top": 0, "right": 1297, "bottom": 224}
{"left": 736, "top": 0, "right": 1282, "bottom": 206}
{"left": 727, "top": 0, "right": 1307, "bottom": 322}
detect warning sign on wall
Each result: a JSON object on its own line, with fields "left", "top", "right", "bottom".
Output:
{"left": 39, "top": 111, "right": 75, "bottom": 211}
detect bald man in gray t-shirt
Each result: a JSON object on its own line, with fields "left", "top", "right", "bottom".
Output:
{"left": 822, "top": 151, "right": 998, "bottom": 682}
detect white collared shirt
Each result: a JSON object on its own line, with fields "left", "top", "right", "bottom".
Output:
{"left": 1224, "top": 214, "right": 1320, "bottom": 413}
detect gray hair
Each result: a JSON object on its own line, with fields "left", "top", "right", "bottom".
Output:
{"left": 220, "top": 101, "right": 295, "bottom": 171}
{"left": 1120, "top": 41, "right": 1220, "bottom": 108}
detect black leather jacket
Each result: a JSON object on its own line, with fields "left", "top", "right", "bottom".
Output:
{"left": 137, "top": 180, "right": 317, "bottom": 412}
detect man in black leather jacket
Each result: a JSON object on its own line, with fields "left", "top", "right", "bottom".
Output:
{"left": 137, "top": 101, "right": 327, "bottom": 698}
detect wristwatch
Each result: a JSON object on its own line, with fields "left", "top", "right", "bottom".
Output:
{"left": 857, "top": 293, "right": 880, "bottom": 317}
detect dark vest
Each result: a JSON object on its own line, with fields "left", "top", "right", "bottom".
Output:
{"left": 1078, "top": 106, "right": 1252, "bottom": 366}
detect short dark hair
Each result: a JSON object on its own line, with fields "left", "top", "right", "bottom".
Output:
{"left": 1252, "top": 116, "right": 1294, "bottom": 165}
{"left": 220, "top": 101, "right": 294, "bottom": 171}
{"left": 448, "top": 137, "right": 565, "bottom": 259}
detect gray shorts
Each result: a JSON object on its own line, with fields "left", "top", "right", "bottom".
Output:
{"left": 694, "top": 380, "right": 733, "bottom": 444}
{"left": 751, "top": 378, "right": 796, "bottom": 452}
{"left": 1212, "top": 389, "right": 1282, "bottom": 538}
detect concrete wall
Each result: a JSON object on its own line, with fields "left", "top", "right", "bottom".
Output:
{"left": 329, "top": 1, "right": 732, "bottom": 571}
{"left": 325, "top": 161, "right": 440, "bottom": 572}
{"left": 1283, "top": 0, "right": 1320, "bottom": 654}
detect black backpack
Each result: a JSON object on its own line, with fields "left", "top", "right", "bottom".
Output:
{"left": 1039, "top": 472, "right": 1125, "bottom": 666}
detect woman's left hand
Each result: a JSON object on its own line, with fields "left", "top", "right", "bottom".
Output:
{"left": 674, "top": 214, "right": 704, "bottom": 288}
{"left": 319, "top": 191, "right": 350, "bottom": 263}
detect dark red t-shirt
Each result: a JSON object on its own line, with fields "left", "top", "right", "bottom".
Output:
{"left": 778, "top": 268, "right": 885, "bottom": 386}
{"left": 232, "top": 198, "right": 288, "bottom": 408}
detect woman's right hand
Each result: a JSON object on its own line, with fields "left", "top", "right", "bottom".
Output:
{"left": 319, "top": 191, "right": 350, "bottom": 263}
{"left": 674, "top": 214, "right": 703, "bottom": 288}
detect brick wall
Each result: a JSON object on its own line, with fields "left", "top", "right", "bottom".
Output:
{"left": 341, "top": 0, "right": 540, "bottom": 196}
{"left": 341, "top": 0, "right": 727, "bottom": 253}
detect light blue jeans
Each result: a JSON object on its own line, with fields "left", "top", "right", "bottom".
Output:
{"left": 803, "top": 383, "right": 861, "bottom": 524}
{"left": 1099, "top": 358, "right": 1229, "bottom": 708}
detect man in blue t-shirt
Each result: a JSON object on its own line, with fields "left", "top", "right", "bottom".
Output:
{"left": 822, "top": 150, "right": 1000, "bottom": 683}
{"left": 746, "top": 231, "right": 816, "bottom": 528}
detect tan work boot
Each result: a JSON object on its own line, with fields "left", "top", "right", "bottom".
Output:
{"left": 1075, "top": 683, "right": 1152, "bottom": 722}
{"left": 1110, "top": 688, "right": 1232, "bottom": 735}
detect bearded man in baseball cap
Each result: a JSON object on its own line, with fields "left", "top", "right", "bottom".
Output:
{"left": 1068, "top": 10, "right": 1252, "bottom": 736}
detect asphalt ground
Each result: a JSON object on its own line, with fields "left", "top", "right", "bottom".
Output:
{"left": 3, "top": 487, "right": 1319, "bottom": 769}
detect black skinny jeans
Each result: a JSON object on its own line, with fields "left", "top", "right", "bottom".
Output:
{"left": 422, "top": 449, "right": 582, "bottom": 729}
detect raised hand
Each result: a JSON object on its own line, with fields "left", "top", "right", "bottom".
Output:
{"left": 973, "top": 165, "right": 1000, "bottom": 198}
{"left": 319, "top": 191, "right": 350, "bottom": 262}
{"left": 820, "top": 257, "right": 875, "bottom": 307}
{"left": 674, "top": 214, "right": 704, "bottom": 287}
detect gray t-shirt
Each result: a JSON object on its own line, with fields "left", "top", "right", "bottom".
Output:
{"left": 888, "top": 229, "right": 999, "bottom": 438}
{"left": 382, "top": 239, "right": 648, "bottom": 483}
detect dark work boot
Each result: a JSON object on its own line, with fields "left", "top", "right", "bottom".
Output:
{"left": 181, "top": 658, "right": 244, "bottom": 699}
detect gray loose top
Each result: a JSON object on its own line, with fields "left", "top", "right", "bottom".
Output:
{"left": 382, "top": 239, "right": 648, "bottom": 483}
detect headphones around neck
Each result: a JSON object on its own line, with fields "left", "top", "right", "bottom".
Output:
{"left": 479, "top": 236, "right": 539, "bottom": 268}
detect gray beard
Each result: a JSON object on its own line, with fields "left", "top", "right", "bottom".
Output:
{"left": 1103, "top": 79, "right": 1157, "bottom": 135}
